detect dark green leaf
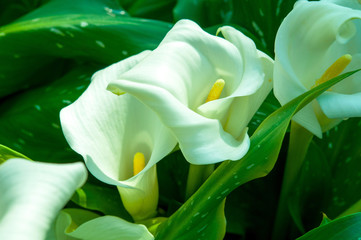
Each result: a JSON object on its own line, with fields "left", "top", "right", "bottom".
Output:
{"left": 158, "top": 151, "right": 189, "bottom": 216}
{"left": 225, "top": 169, "right": 281, "bottom": 239}
{"left": 287, "top": 117, "right": 361, "bottom": 235}
{"left": 0, "top": 0, "right": 49, "bottom": 26}
{"left": 230, "top": 0, "right": 297, "bottom": 56}
{"left": 319, "top": 118, "right": 361, "bottom": 218}
{"left": 125, "top": 0, "right": 177, "bottom": 22}
{"left": 174, "top": 0, "right": 233, "bottom": 27}
{"left": 287, "top": 142, "right": 332, "bottom": 233}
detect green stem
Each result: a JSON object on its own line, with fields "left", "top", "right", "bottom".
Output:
{"left": 185, "top": 164, "right": 214, "bottom": 199}
{"left": 272, "top": 120, "right": 313, "bottom": 240}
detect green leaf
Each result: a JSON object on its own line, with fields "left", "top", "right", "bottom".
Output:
{"left": 318, "top": 118, "right": 361, "bottom": 218}
{"left": 0, "top": 144, "right": 30, "bottom": 164}
{"left": 174, "top": 0, "right": 233, "bottom": 27}
{"left": 157, "top": 151, "right": 189, "bottom": 215}
{"left": 0, "top": 0, "right": 49, "bottom": 26}
{"left": 230, "top": 0, "right": 297, "bottom": 56}
{"left": 154, "top": 70, "right": 360, "bottom": 240}
{"left": 0, "top": 0, "right": 171, "bottom": 97}
{"left": 297, "top": 213, "right": 361, "bottom": 240}
{"left": 0, "top": 66, "right": 95, "bottom": 163}
{"left": 225, "top": 165, "right": 281, "bottom": 239}
{"left": 248, "top": 92, "right": 281, "bottom": 135}
{"left": 125, "top": 0, "right": 176, "bottom": 22}
{"left": 71, "top": 183, "right": 132, "bottom": 222}
{"left": 287, "top": 142, "right": 332, "bottom": 233}
{"left": 287, "top": 117, "right": 361, "bottom": 234}
{"left": 20, "top": 0, "right": 126, "bottom": 18}
{"left": 320, "top": 213, "right": 332, "bottom": 226}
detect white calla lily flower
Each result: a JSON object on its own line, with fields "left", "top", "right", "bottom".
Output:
{"left": 274, "top": 0, "right": 361, "bottom": 137}
{"left": 60, "top": 52, "right": 177, "bottom": 221}
{"left": 0, "top": 158, "right": 87, "bottom": 240}
{"left": 107, "top": 20, "right": 273, "bottom": 165}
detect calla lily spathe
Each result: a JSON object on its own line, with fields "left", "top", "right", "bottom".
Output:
{"left": 60, "top": 52, "right": 177, "bottom": 221}
{"left": 274, "top": 0, "right": 361, "bottom": 137}
{"left": 0, "top": 158, "right": 87, "bottom": 240}
{"left": 107, "top": 20, "right": 274, "bottom": 165}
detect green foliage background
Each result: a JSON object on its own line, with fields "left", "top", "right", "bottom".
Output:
{"left": 1, "top": 0, "right": 361, "bottom": 239}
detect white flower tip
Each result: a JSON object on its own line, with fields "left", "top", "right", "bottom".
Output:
{"left": 107, "top": 84, "right": 126, "bottom": 96}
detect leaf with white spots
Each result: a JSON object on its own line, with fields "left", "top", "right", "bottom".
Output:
{"left": 320, "top": 118, "right": 361, "bottom": 218}
{"left": 287, "top": 141, "right": 332, "bottom": 233}
{"left": 0, "top": 0, "right": 171, "bottom": 97}
{"left": 0, "top": 66, "right": 95, "bottom": 163}
{"left": 287, "top": 117, "right": 361, "bottom": 232}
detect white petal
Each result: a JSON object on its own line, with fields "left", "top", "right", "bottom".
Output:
{"left": 110, "top": 77, "right": 250, "bottom": 164}
{"left": 224, "top": 50, "right": 274, "bottom": 139}
{"left": 117, "top": 165, "right": 159, "bottom": 220}
{"left": 0, "top": 159, "right": 87, "bottom": 240}
{"left": 319, "top": 53, "right": 361, "bottom": 119}
{"left": 60, "top": 52, "right": 177, "bottom": 220}
{"left": 319, "top": 91, "right": 361, "bottom": 118}
{"left": 55, "top": 209, "right": 99, "bottom": 240}
{"left": 196, "top": 26, "right": 272, "bottom": 123}
{"left": 108, "top": 20, "right": 270, "bottom": 164}
{"left": 218, "top": 26, "right": 265, "bottom": 96}
{"left": 292, "top": 103, "right": 323, "bottom": 138}
{"left": 108, "top": 20, "right": 246, "bottom": 111}
{"left": 61, "top": 51, "right": 177, "bottom": 184}
{"left": 321, "top": 0, "right": 361, "bottom": 10}
{"left": 274, "top": 0, "right": 361, "bottom": 136}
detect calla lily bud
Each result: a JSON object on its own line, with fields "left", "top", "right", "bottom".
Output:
{"left": 274, "top": 0, "right": 361, "bottom": 137}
